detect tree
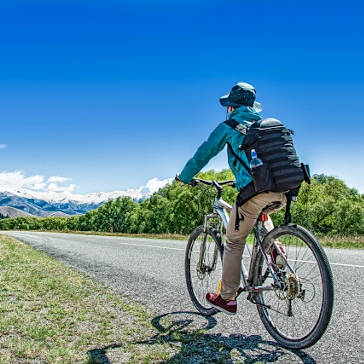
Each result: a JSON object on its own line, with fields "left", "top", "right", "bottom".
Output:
{"left": 1, "top": 171, "right": 362, "bottom": 237}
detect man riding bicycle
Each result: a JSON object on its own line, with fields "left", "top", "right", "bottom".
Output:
{"left": 177, "top": 82, "right": 286, "bottom": 315}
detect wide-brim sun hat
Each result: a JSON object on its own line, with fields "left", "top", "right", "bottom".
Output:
{"left": 220, "top": 82, "right": 262, "bottom": 112}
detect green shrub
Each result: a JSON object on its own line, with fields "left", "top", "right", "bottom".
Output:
{"left": 1, "top": 171, "right": 362, "bottom": 237}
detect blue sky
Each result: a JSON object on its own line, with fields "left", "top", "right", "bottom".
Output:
{"left": 1, "top": 0, "right": 363, "bottom": 194}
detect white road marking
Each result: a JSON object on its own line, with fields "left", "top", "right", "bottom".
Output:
{"left": 289, "top": 259, "right": 364, "bottom": 269}
{"left": 5, "top": 232, "right": 364, "bottom": 269}
{"left": 119, "top": 241, "right": 185, "bottom": 251}
{"left": 117, "top": 241, "right": 364, "bottom": 268}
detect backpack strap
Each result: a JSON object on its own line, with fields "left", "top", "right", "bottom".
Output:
{"left": 226, "top": 143, "right": 251, "bottom": 175}
{"left": 224, "top": 119, "right": 251, "bottom": 174}
{"left": 234, "top": 182, "right": 256, "bottom": 230}
{"left": 224, "top": 119, "right": 256, "bottom": 231}
{"left": 224, "top": 119, "right": 249, "bottom": 135}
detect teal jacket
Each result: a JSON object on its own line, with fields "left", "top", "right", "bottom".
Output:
{"left": 179, "top": 106, "right": 262, "bottom": 191}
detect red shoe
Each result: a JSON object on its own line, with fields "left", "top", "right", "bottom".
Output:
{"left": 271, "top": 240, "right": 287, "bottom": 268}
{"left": 206, "top": 293, "right": 237, "bottom": 315}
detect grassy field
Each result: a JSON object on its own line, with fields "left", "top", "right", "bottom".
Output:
{"left": 0, "top": 235, "right": 180, "bottom": 363}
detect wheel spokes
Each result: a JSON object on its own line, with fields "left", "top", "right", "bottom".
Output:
{"left": 259, "top": 232, "right": 324, "bottom": 340}
{"left": 188, "top": 233, "right": 222, "bottom": 310}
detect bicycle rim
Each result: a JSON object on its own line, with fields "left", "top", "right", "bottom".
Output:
{"left": 254, "top": 225, "right": 334, "bottom": 349}
{"left": 185, "top": 226, "right": 223, "bottom": 316}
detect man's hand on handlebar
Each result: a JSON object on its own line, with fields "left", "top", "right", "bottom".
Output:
{"left": 175, "top": 174, "right": 198, "bottom": 187}
{"left": 176, "top": 175, "right": 235, "bottom": 189}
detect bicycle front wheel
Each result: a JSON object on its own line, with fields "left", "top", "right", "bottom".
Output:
{"left": 185, "top": 226, "right": 223, "bottom": 316}
{"left": 253, "top": 224, "right": 334, "bottom": 349}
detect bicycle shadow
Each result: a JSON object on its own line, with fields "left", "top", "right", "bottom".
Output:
{"left": 88, "top": 311, "right": 316, "bottom": 363}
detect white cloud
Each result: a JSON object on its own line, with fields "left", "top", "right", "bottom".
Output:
{"left": 0, "top": 144, "right": 7, "bottom": 149}
{"left": 144, "top": 177, "right": 173, "bottom": 194}
{"left": 0, "top": 171, "right": 45, "bottom": 191}
{"left": 0, "top": 170, "right": 173, "bottom": 204}
{"left": 48, "top": 182, "right": 77, "bottom": 193}
{"left": 47, "top": 176, "right": 72, "bottom": 183}
{"left": 32, "top": 182, "right": 48, "bottom": 191}
{"left": 0, "top": 171, "right": 76, "bottom": 195}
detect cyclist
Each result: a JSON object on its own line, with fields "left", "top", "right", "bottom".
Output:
{"left": 177, "top": 82, "right": 286, "bottom": 315}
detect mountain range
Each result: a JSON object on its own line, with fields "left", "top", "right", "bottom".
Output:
{"left": 0, "top": 192, "right": 102, "bottom": 217}
{"left": 0, "top": 177, "right": 173, "bottom": 218}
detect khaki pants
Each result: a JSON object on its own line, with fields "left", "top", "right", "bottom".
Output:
{"left": 220, "top": 191, "right": 286, "bottom": 300}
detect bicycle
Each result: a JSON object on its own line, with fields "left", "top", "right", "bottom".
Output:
{"left": 185, "top": 178, "right": 334, "bottom": 349}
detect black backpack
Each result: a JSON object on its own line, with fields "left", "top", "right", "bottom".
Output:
{"left": 225, "top": 117, "right": 310, "bottom": 203}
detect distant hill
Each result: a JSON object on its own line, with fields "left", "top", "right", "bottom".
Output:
{"left": 0, "top": 206, "right": 33, "bottom": 218}
{"left": 47, "top": 211, "right": 70, "bottom": 217}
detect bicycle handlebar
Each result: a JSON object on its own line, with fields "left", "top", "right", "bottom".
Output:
{"left": 190, "top": 178, "right": 236, "bottom": 190}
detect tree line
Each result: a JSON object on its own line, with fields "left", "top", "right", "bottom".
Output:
{"left": 0, "top": 170, "right": 363, "bottom": 236}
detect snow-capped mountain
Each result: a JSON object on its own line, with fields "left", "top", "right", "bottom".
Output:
{"left": 0, "top": 177, "right": 173, "bottom": 217}
{"left": 0, "top": 192, "right": 101, "bottom": 216}
{"left": 1, "top": 177, "right": 173, "bottom": 204}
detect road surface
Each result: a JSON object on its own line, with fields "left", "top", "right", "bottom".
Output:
{"left": 3, "top": 231, "right": 364, "bottom": 363}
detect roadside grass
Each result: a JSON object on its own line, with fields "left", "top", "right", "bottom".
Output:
{"left": 13, "top": 229, "right": 188, "bottom": 241}
{"left": 0, "top": 235, "right": 291, "bottom": 364}
{"left": 5, "top": 229, "right": 364, "bottom": 249}
{"left": 314, "top": 234, "right": 364, "bottom": 249}
{"left": 0, "top": 235, "right": 178, "bottom": 363}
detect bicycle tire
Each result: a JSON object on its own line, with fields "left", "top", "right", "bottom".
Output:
{"left": 185, "top": 225, "right": 223, "bottom": 316}
{"left": 252, "top": 224, "right": 334, "bottom": 349}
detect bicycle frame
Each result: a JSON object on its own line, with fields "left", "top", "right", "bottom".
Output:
{"left": 203, "top": 195, "right": 293, "bottom": 294}
{"left": 187, "top": 179, "right": 334, "bottom": 348}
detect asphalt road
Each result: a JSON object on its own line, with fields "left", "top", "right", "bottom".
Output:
{"left": 3, "top": 231, "right": 364, "bottom": 364}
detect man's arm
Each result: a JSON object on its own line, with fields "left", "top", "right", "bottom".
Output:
{"left": 178, "top": 122, "right": 230, "bottom": 184}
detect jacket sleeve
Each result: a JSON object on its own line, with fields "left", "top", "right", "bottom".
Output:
{"left": 179, "top": 122, "right": 230, "bottom": 184}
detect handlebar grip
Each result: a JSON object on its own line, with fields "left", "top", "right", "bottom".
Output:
{"left": 219, "top": 180, "right": 236, "bottom": 186}
{"left": 190, "top": 178, "right": 236, "bottom": 188}
{"left": 191, "top": 178, "right": 212, "bottom": 186}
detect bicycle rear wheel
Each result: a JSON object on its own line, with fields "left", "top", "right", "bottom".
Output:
{"left": 253, "top": 224, "right": 334, "bottom": 349}
{"left": 185, "top": 226, "right": 223, "bottom": 316}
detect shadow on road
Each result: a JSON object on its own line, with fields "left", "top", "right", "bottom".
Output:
{"left": 88, "top": 311, "right": 316, "bottom": 363}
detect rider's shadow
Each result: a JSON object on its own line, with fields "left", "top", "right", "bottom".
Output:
{"left": 138, "top": 311, "right": 316, "bottom": 364}
{"left": 87, "top": 311, "right": 316, "bottom": 363}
